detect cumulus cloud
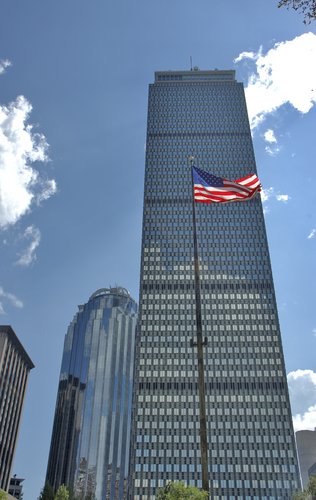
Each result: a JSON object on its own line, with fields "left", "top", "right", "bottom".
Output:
{"left": 308, "top": 228, "right": 316, "bottom": 239}
{"left": 0, "top": 285, "right": 23, "bottom": 314}
{"left": 234, "top": 33, "right": 316, "bottom": 129}
{"left": 0, "top": 95, "right": 57, "bottom": 229}
{"left": 293, "top": 405, "right": 316, "bottom": 432}
{"left": 288, "top": 370, "right": 316, "bottom": 431}
{"left": 15, "top": 225, "right": 41, "bottom": 267}
{"left": 0, "top": 59, "right": 11, "bottom": 75}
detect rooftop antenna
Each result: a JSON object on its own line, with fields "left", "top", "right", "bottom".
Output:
{"left": 190, "top": 56, "right": 193, "bottom": 71}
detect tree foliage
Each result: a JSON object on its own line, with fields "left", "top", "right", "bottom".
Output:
{"left": 54, "top": 485, "right": 70, "bottom": 500}
{"left": 38, "top": 484, "right": 94, "bottom": 500}
{"left": 278, "top": 0, "right": 316, "bottom": 23}
{"left": 293, "top": 474, "right": 316, "bottom": 499}
{"left": 38, "top": 481, "right": 55, "bottom": 500}
{"left": 309, "top": 475, "right": 316, "bottom": 497}
{"left": 156, "top": 481, "right": 209, "bottom": 500}
{"left": 293, "top": 492, "right": 309, "bottom": 500}
{"left": 0, "top": 490, "right": 7, "bottom": 500}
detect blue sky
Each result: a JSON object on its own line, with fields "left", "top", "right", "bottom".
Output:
{"left": 0, "top": 1, "right": 316, "bottom": 498}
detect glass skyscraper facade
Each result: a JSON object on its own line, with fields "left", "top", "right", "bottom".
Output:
{"left": 129, "top": 69, "right": 300, "bottom": 499}
{"left": 46, "top": 287, "right": 137, "bottom": 500}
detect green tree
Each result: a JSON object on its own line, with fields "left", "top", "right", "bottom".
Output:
{"left": 54, "top": 485, "right": 70, "bottom": 500}
{"left": 278, "top": 0, "right": 316, "bottom": 23}
{"left": 293, "top": 492, "right": 308, "bottom": 500}
{"left": 293, "top": 474, "right": 316, "bottom": 499}
{"left": 38, "top": 481, "right": 55, "bottom": 500}
{"left": 0, "top": 490, "right": 8, "bottom": 500}
{"left": 156, "top": 481, "right": 208, "bottom": 500}
{"left": 309, "top": 475, "right": 316, "bottom": 499}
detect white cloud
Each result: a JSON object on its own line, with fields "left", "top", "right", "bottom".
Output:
{"left": 312, "top": 328, "right": 316, "bottom": 337}
{"left": 264, "top": 129, "right": 277, "bottom": 143}
{"left": 235, "top": 33, "right": 316, "bottom": 129}
{"left": 293, "top": 405, "right": 316, "bottom": 432}
{"left": 0, "top": 95, "right": 57, "bottom": 229}
{"left": 261, "top": 187, "right": 290, "bottom": 209}
{"left": 264, "top": 129, "right": 280, "bottom": 156}
{"left": 15, "top": 225, "right": 41, "bottom": 267}
{"left": 288, "top": 369, "right": 316, "bottom": 431}
{"left": 265, "top": 145, "right": 280, "bottom": 156}
{"left": 0, "top": 285, "right": 23, "bottom": 314}
{"left": 276, "top": 194, "right": 290, "bottom": 202}
{"left": 261, "top": 187, "right": 274, "bottom": 203}
{"left": 233, "top": 50, "right": 259, "bottom": 63}
{"left": 261, "top": 188, "right": 274, "bottom": 215}
{"left": 0, "top": 59, "right": 11, "bottom": 75}
{"left": 308, "top": 228, "right": 316, "bottom": 239}
{"left": 36, "top": 179, "right": 57, "bottom": 204}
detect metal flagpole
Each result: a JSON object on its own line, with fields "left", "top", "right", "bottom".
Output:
{"left": 189, "top": 156, "right": 209, "bottom": 494}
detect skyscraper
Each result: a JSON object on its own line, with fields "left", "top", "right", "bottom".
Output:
{"left": 0, "top": 325, "right": 34, "bottom": 493}
{"left": 46, "top": 287, "right": 137, "bottom": 499}
{"left": 129, "top": 69, "right": 300, "bottom": 499}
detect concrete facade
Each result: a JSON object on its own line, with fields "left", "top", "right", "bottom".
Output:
{"left": 296, "top": 429, "right": 316, "bottom": 488}
{"left": 0, "top": 326, "right": 34, "bottom": 492}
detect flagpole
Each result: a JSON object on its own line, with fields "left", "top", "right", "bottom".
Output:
{"left": 189, "top": 156, "right": 209, "bottom": 494}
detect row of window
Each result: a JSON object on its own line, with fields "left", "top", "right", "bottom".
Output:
{"left": 133, "top": 477, "right": 296, "bottom": 490}
{"left": 139, "top": 337, "right": 282, "bottom": 349}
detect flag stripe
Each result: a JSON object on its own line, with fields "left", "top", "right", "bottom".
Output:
{"left": 194, "top": 186, "right": 261, "bottom": 203}
{"left": 223, "top": 181, "right": 252, "bottom": 194}
{"left": 193, "top": 166, "right": 261, "bottom": 204}
{"left": 195, "top": 184, "right": 257, "bottom": 197}
{"left": 194, "top": 187, "right": 250, "bottom": 199}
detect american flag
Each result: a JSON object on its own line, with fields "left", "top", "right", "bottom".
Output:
{"left": 193, "top": 166, "right": 261, "bottom": 204}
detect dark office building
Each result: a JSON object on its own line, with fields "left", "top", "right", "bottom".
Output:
{"left": 0, "top": 326, "right": 34, "bottom": 492}
{"left": 46, "top": 287, "right": 137, "bottom": 500}
{"left": 129, "top": 69, "right": 300, "bottom": 499}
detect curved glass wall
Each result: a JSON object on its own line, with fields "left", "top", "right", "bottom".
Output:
{"left": 46, "top": 287, "right": 137, "bottom": 500}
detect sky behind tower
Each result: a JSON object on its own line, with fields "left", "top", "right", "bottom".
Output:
{"left": 0, "top": 1, "right": 315, "bottom": 498}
